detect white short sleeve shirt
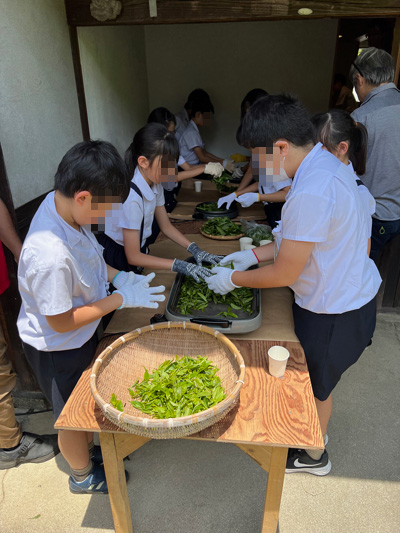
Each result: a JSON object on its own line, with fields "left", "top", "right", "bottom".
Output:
{"left": 179, "top": 121, "right": 204, "bottom": 165}
{"left": 17, "top": 192, "right": 108, "bottom": 351}
{"left": 272, "top": 144, "right": 381, "bottom": 314}
{"left": 105, "top": 167, "right": 165, "bottom": 248}
{"left": 175, "top": 109, "right": 190, "bottom": 141}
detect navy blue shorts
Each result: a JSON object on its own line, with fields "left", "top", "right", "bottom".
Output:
{"left": 23, "top": 334, "right": 98, "bottom": 422}
{"left": 293, "top": 297, "right": 377, "bottom": 401}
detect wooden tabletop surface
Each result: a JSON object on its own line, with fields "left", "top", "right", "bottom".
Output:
{"left": 55, "top": 335, "right": 323, "bottom": 450}
{"left": 55, "top": 235, "right": 323, "bottom": 450}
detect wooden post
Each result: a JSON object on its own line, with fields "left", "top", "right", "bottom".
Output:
{"left": 69, "top": 26, "right": 90, "bottom": 141}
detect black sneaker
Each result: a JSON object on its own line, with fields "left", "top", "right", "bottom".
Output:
{"left": 0, "top": 432, "right": 59, "bottom": 470}
{"left": 285, "top": 448, "right": 331, "bottom": 476}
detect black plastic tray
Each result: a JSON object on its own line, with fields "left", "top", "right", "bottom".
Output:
{"left": 193, "top": 202, "right": 239, "bottom": 220}
{"left": 165, "top": 258, "right": 262, "bottom": 333}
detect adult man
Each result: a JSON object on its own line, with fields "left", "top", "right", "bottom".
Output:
{"left": 350, "top": 47, "right": 400, "bottom": 263}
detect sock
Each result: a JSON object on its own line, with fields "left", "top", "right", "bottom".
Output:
{"left": 1, "top": 443, "right": 20, "bottom": 451}
{"left": 71, "top": 459, "right": 93, "bottom": 482}
{"left": 306, "top": 448, "right": 324, "bottom": 461}
{"left": 88, "top": 440, "right": 95, "bottom": 459}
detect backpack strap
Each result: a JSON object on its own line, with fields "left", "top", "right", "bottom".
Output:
{"left": 130, "top": 182, "right": 145, "bottom": 252}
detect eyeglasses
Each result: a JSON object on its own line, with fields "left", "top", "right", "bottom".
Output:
{"left": 352, "top": 62, "right": 364, "bottom": 78}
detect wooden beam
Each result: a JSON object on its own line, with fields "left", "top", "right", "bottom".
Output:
{"left": 69, "top": 26, "right": 90, "bottom": 141}
{"left": 65, "top": 0, "right": 400, "bottom": 27}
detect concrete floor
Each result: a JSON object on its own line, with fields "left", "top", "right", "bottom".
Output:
{"left": 1, "top": 313, "right": 399, "bottom": 533}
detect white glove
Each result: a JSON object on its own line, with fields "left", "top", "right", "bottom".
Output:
{"left": 222, "top": 159, "right": 235, "bottom": 173}
{"left": 236, "top": 192, "right": 260, "bottom": 208}
{"left": 205, "top": 266, "right": 239, "bottom": 295}
{"left": 204, "top": 162, "right": 224, "bottom": 178}
{"left": 217, "top": 192, "right": 237, "bottom": 209}
{"left": 112, "top": 270, "right": 147, "bottom": 289}
{"left": 115, "top": 273, "right": 165, "bottom": 309}
{"left": 231, "top": 167, "right": 244, "bottom": 180}
{"left": 219, "top": 250, "right": 258, "bottom": 271}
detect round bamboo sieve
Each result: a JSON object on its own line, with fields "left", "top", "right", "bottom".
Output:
{"left": 90, "top": 322, "right": 245, "bottom": 439}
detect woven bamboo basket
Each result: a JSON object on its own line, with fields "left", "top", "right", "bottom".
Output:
{"left": 200, "top": 226, "right": 244, "bottom": 241}
{"left": 90, "top": 322, "right": 245, "bottom": 439}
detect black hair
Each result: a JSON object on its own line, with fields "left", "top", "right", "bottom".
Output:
{"left": 184, "top": 89, "right": 211, "bottom": 111}
{"left": 124, "top": 123, "right": 180, "bottom": 176}
{"left": 311, "top": 109, "right": 368, "bottom": 175}
{"left": 240, "top": 88, "right": 269, "bottom": 121}
{"left": 240, "top": 94, "right": 315, "bottom": 149}
{"left": 237, "top": 88, "right": 269, "bottom": 145}
{"left": 190, "top": 95, "right": 215, "bottom": 116}
{"left": 147, "top": 107, "right": 176, "bottom": 128}
{"left": 54, "top": 140, "right": 130, "bottom": 203}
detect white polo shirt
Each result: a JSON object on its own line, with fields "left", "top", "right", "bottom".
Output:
{"left": 179, "top": 120, "right": 204, "bottom": 165}
{"left": 17, "top": 192, "right": 108, "bottom": 351}
{"left": 175, "top": 108, "right": 190, "bottom": 140}
{"left": 105, "top": 167, "right": 165, "bottom": 248}
{"left": 272, "top": 144, "right": 381, "bottom": 314}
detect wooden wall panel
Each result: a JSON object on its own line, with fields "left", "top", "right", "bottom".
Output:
{"left": 65, "top": 0, "right": 400, "bottom": 27}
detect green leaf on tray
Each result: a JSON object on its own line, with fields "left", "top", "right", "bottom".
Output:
{"left": 110, "top": 393, "right": 124, "bottom": 412}
{"left": 202, "top": 216, "right": 243, "bottom": 236}
{"left": 177, "top": 266, "right": 254, "bottom": 316}
{"left": 129, "top": 356, "right": 226, "bottom": 419}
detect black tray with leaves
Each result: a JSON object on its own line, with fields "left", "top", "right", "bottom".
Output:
{"left": 165, "top": 258, "right": 262, "bottom": 333}
{"left": 193, "top": 202, "right": 239, "bottom": 220}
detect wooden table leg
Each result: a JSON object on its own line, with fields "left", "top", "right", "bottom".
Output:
{"left": 261, "top": 446, "right": 288, "bottom": 533}
{"left": 100, "top": 432, "right": 133, "bottom": 533}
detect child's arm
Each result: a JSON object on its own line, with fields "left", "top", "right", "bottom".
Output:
{"left": 206, "top": 239, "right": 314, "bottom": 294}
{"left": 193, "top": 146, "right": 224, "bottom": 165}
{"left": 45, "top": 292, "right": 123, "bottom": 333}
{"left": 236, "top": 166, "right": 254, "bottom": 193}
{"left": 175, "top": 164, "right": 206, "bottom": 182}
{"left": 0, "top": 199, "right": 22, "bottom": 262}
{"left": 123, "top": 227, "right": 175, "bottom": 270}
{"left": 232, "top": 239, "right": 313, "bottom": 288}
{"left": 259, "top": 187, "right": 290, "bottom": 203}
{"left": 45, "top": 267, "right": 165, "bottom": 333}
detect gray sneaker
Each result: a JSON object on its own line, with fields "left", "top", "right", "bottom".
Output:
{"left": 0, "top": 432, "right": 59, "bottom": 470}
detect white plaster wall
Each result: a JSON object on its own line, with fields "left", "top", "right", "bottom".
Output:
{"left": 145, "top": 19, "right": 338, "bottom": 156}
{"left": 78, "top": 26, "right": 149, "bottom": 156}
{"left": 0, "top": 0, "right": 82, "bottom": 208}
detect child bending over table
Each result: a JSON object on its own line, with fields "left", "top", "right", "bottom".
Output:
{"left": 99, "top": 123, "right": 222, "bottom": 281}
{"left": 147, "top": 107, "right": 223, "bottom": 212}
{"left": 206, "top": 94, "right": 381, "bottom": 476}
{"left": 17, "top": 141, "right": 166, "bottom": 494}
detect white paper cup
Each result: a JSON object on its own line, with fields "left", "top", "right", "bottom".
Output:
{"left": 268, "top": 346, "right": 290, "bottom": 378}
{"left": 243, "top": 244, "right": 256, "bottom": 250}
{"left": 239, "top": 237, "right": 252, "bottom": 251}
{"left": 260, "top": 239, "right": 272, "bottom": 246}
{"left": 194, "top": 180, "right": 202, "bottom": 192}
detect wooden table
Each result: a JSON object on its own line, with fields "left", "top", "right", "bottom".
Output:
{"left": 169, "top": 179, "right": 267, "bottom": 221}
{"left": 55, "top": 237, "right": 323, "bottom": 533}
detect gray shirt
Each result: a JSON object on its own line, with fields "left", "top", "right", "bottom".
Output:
{"left": 351, "top": 82, "right": 400, "bottom": 221}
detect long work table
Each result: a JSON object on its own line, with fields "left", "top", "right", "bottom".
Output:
{"left": 55, "top": 234, "right": 323, "bottom": 533}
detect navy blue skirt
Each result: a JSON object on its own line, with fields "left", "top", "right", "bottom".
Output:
{"left": 293, "top": 296, "right": 377, "bottom": 401}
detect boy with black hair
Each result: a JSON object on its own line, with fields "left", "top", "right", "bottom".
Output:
{"left": 17, "top": 140, "right": 165, "bottom": 493}
{"left": 175, "top": 88, "right": 212, "bottom": 140}
{"left": 179, "top": 96, "right": 234, "bottom": 171}
{"left": 206, "top": 94, "right": 381, "bottom": 475}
